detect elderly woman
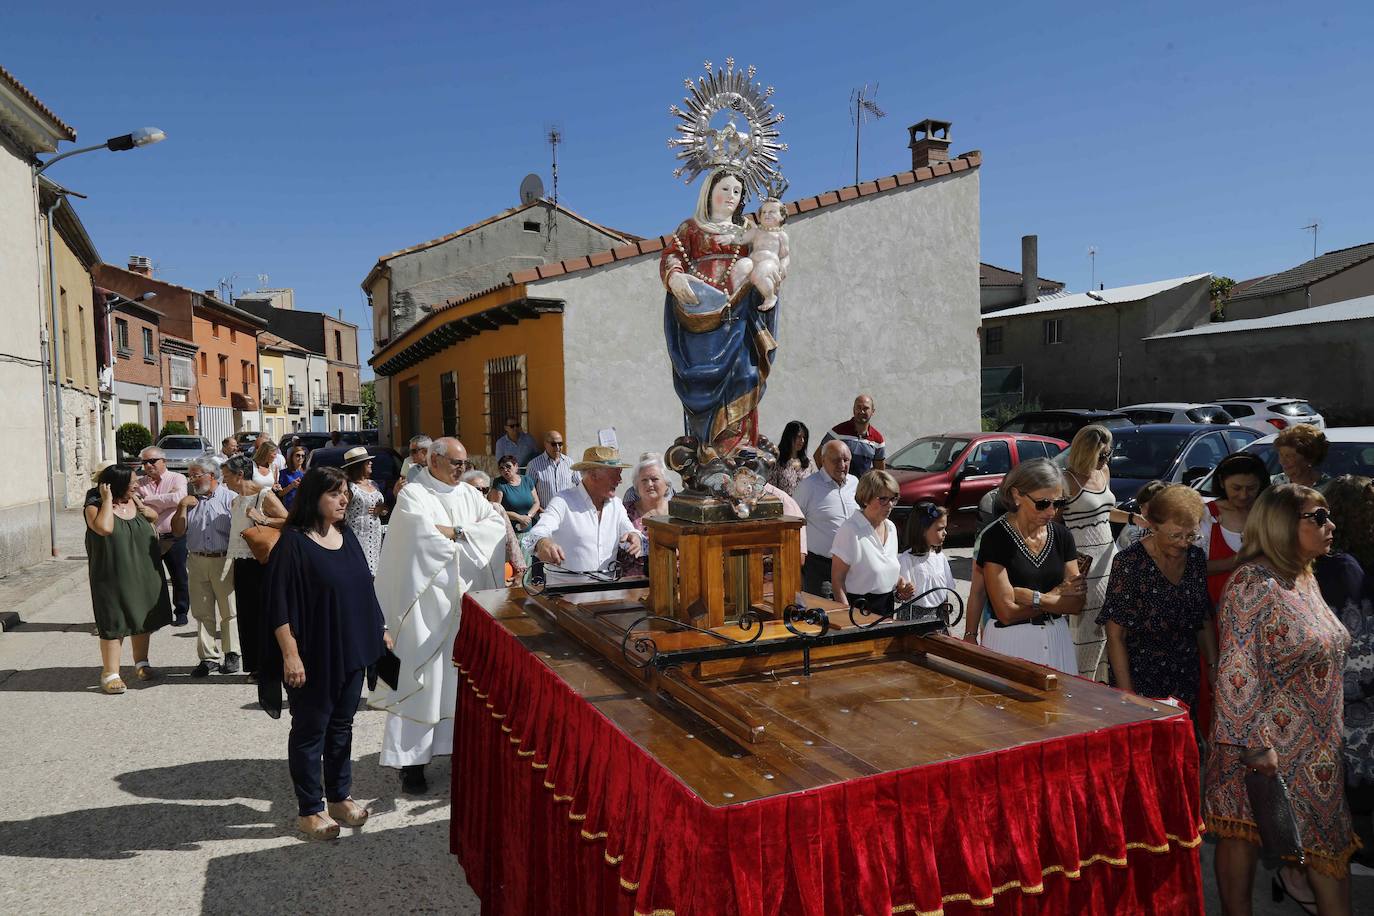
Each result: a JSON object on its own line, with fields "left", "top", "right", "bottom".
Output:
{"left": 277, "top": 446, "right": 307, "bottom": 510}
{"left": 976, "top": 459, "right": 1086, "bottom": 673}
{"left": 1097, "top": 485, "right": 1215, "bottom": 716}
{"left": 252, "top": 441, "right": 280, "bottom": 490}
{"left": 341, "top": 447, "right": 386, "bottom": 576}
{"left": 1206, "top": 484, "right": 1356, "bottom": 914}
{"left": 524, "top": 446, "right": 641, "bottom": 582}
{"left": 84, "top": 464, "right": 171, "bottom": 693}
{"left": 1273, "top": 423, "right": 1332, "bottom": 491}
{"left": 461, "top": 469, "right": 525, "bottom": 589}
{"left": 830, "top": 470, "right": 914, "bottom": 615}
{"left": 1061, "top": 425, "right": 1139, "bottom": 680}
{"left": 492, "top": 453, "right": 540, "bottom": 533}
{"left": 622, "top": 453, "right": 672, "bottom": 577}
{"left": 223, "top": 454, "right": 288, "bottom": 677}
{"left": 260, "top": 467, "right": 388, "bottom": 841}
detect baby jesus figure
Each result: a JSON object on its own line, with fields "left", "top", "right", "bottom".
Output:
{"left": 729, "top": 197, "right": 790, "bottom": 311}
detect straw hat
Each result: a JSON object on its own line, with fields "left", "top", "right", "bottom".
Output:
{"left": 571, "top": 445, "right": 631, "bottom": 472}
{"left": 341, "top": 446, "right": 372, "bottom": 468}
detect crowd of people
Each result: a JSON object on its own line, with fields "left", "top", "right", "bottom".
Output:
{"left": 79, "top": 404, "right": 1371, "bottom": 909}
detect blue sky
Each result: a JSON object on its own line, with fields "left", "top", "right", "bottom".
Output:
{"left": 6, "top": 1, "right": 1372, "bottom": 375}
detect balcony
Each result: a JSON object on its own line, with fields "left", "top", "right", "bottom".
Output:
{"left": 288, "top": 388, "right": 305, "bottom": 408}
{"left": 313, "top": 393, "right": 329, "bottom": 410}
{"left": 332, "top": 386, "right": 363, "bottom": 407}
{"left": 262, "top": 386, "right": 282, "bottom": 408}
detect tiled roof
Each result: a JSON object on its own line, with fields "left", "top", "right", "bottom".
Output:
{"left": 979, "top": 262, "right": 1064, "bottom": 291}
{"left": 508, "top": 151, "right": 983, "bottom": 286}
{"left": 1227, "top": 242, "right": 1374, "bottom": 301}
{"left": 982, "top": 273, "right": 1210, "bottom": 319}
{"left": 1145, "top": 293, "right": 1374, "bottom": 340}
{"left": 0, "top": 64, "right": 76, "bottom": 141}
{"left": 95, "top": 263, "right": 270, "bottom": 329}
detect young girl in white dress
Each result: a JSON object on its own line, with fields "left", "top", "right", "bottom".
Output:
{"left": 898, "top": 502, "right": 957, "bottom": 618}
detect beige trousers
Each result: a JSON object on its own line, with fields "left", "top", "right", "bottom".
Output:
{"left": 188, "top": 553, "right": 236, "bottom": 662}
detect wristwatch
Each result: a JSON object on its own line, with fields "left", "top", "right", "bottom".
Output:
{"left": 1031, "top": 590, "right": 1042, "bottom": 608}
{"left": 450, "top": 526, "right": 465, "bottom": 542}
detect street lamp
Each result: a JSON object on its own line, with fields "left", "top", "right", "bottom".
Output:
{"left": 35, "top": 127, "right": 166, "bottom": 175}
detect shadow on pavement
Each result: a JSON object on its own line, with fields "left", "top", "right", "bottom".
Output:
{"left": 0, "top": 801, "right": 283, "bottom": 859}
{"left": 0, "top": 666, "right": 228, "bottom": 692}
{"left": 9, "top": 621, "right": 99, "bottom": 635}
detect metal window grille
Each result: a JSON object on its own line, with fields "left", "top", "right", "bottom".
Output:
{"left": 484, "top": 355, "right": 527, "bottom": 453}
{"left": 440, "top": 370, "right": 459, "bottom": 438}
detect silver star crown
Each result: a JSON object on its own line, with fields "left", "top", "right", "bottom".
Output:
{"left": 667, "top": 59, "right": 787, "bottom": 199}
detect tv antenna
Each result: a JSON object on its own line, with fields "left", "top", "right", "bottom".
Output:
{"left": 257, "top": 273, "right": 270, "bottom": 289}
{"left": 217, "top": 273, "right": 238, "bottom": 303}
{"left": 1087, "top": 246, "right": 1098, "bottom": 290}
{"left": 546, "top": 123, "right": 562, "bottom": 241}
{"left": 849, "top": 84, "right": 886, "bottom": 186}
{"left": 1300, "top": 220, "right": 1319, "bottom": 261}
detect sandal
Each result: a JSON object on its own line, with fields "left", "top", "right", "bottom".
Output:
{"left": 327, "top": 798, "right": 370, "bottom": 827}
{"left": 297, "top": 813, "right": 340, "bottom": 841}
{"left": 1272, "top": 868, "right": 1318, "bottom": 916}
{"left": 100, "top": 672, "right": 126, "bottom": 695}
{"left": 134, "top": 662, "right": 158, "bottom": 681}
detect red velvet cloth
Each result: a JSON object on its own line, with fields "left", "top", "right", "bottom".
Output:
{"left": 451, "top": 596, "right": 1205, "bottom": 916}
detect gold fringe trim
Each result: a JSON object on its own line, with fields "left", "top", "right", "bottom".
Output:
{"left": 1207, "top": 815, "right": 1360, "bottom": 878}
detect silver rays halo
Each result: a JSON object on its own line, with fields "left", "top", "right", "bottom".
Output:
{"left": 668, "top": 58, "right": 787, "bottom": 200}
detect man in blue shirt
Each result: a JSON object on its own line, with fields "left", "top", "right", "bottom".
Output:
{"left": 494, "top": 417, "right": 540, "bottom": 468}
{"left": 526, "top": 430, "right": 581, "bottom": 507}
{"left": 172, "top": 457, "right": 239, "bottom": 676}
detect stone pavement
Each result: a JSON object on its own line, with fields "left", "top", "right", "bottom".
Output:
{"left": 0, "top": 516, "right": 1362, "bottom": 913}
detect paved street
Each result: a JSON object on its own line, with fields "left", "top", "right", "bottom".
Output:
{"left": 0, "top": 514, "right": 1363, "bottom": 914}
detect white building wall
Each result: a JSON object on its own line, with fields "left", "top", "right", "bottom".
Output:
{"left": 282, "top": 351, "right": 310, "bottom": 432}
{"left": 542, "top": 170, "right": 982, "bottom": 474}
{"left": 305, "top": 354, "right": 329, "bottom": 433}
{"left": 0, "top": 136, "right": 50, "bottom": 573}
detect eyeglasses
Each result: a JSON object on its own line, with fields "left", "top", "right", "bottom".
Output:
{"left": 505, "top": 422, "right": 518, "bottom": 429}
{"left": 1300, "top": 508, "right": 1332, "bottom": 527}
{"left": 1158, "top": 529, "right": 1201, "bottom": 545}
{"left": 444, "top": 458, "right": 469, "bottom": 469}
{"left": 141, "top": 458, "right": 161, "bottom": 465}
{"left": 874, "top": 495, "right": 899, "bottom": 505}
{"left": 475, "top": 486, "right": 490, "bottom": 494}
{"left": 1028, "top": 497, "right": 1071, "bottom": 511}
{"left": 549, "top": 441, "right": 565, "bottom": 448}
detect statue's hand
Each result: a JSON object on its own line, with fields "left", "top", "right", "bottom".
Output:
{"left": 668, "top": 271, "right": 699, "bottom": 305}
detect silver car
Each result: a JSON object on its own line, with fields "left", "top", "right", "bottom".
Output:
{"left": 1214, "top": 397, "right": 1325, "bottom": 434}
{"left": 156, "top": 435, "right": 214, "bottom": 472}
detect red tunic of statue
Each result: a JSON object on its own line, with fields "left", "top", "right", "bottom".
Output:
{"left": 660, "top": 219, "right": 745, "bottom": 295}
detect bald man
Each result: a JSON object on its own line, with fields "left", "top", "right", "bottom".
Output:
{"left": 816, "top": 394, "right": 886, "bottom": 478}
{"left": 793, "top": 440, "right": 858, "bottom": 596}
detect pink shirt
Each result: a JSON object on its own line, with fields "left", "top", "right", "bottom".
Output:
{"left": 136, "top": 470, "right": 188, "bottom": 536}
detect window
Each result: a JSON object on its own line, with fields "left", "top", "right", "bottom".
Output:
{"left": 484, "top": 355, "right": 527, "bottom": 451}
{"left": 200, "top": 352, "right": 208, "bottom": 376}
{"left": 1042, "top": 319, "right": 1063, "bottom": 345}
{"left": 522, "top": 220, "right": 541, "bottom": 232}
{"left": 965, "top": 440, "right": 1012, "bottom": 475}
{"left": 440, "top": 370, "right": 459, "bottom": 437}
{"left": 79, "top": 303, "right": 90, "bottom": 384}
{"left": 1016, "top": 440, "right": 1050, "bottom": 461}
{"left": 169, "top": 356, "right": 194, "bottom": 403}
{"left": 242, "top": 360, "right": 252, "bottom": 394}
{"left": 984, "top": 325, "right": 1003, "bottom": 356}
{"left": 229, "top": 327, "right": 236, "bottom": 343}
{"left": 1221, "top": 403, "right": 1254, "bottom": 418}
{"left": 115, "top": 318, "right": 130, "bottom": 354}
{"left": 142, "top": 327, "right": 154, "bottom": 360}
{"left": 334, "top": 330, "right": 343, "bottom": 360}
{"left": 218, "top": 354, "right": 228, "bottom": 398}
{"left": 59, "top": 287, "right": 71, "bottom": 380}
{"left": 1182, "top": 433, "right": 1228, "bottom": 474}
{"left": 211, "top": 321, "right": 220, "bottom": 338}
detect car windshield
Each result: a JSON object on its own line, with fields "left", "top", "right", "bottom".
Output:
{"left": 1275, "top": 401, "right": 1317, "bottom": 417}
{"left": 887, "top": 436, "right": 969, "bottom": 473}
{"left": 1106, "top": 429, "right": 1192, "bottom": 479}
{"left": 1186, "top": 407, "right": 1235, "bottom": 424}
{"left": 160, "top": 437, "right": 204, "bottom": 451}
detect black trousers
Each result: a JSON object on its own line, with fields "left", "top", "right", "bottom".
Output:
{"left": 160, "top": 535, "right": 190, "bottom": 615}
{"left": 287, "top": 667, "right": 364, "bottom": 816}
{"left": 802, "top": 551, "right": 833, "bottom": 597}
{"left": 232, "top": 559, "right": 264, "bottom": 672}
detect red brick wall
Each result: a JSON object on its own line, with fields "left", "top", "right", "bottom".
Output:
{"left": 111, "top": 308, "right": 161, "bottom": 388}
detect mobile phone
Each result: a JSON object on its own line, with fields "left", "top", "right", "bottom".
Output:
{"left": 1076, "top": 553, "right": 1092, "bottom": 579}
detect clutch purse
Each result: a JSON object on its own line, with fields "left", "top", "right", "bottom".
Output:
{"left": 1244, "top": 767, "right": 1306, "bottom": 869}
{"left": 241, "top": 525, "right": 281, "bottom": 565}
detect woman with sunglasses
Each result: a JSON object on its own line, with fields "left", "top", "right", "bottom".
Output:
{"left": 976, "top": 459, "right": 1086, "bottom": 673}
{"left": 1206, "top": 485, "right": 1355, "bottom": 914}
{"left": 830, "top": 470, "right": 915, "bottom": 615}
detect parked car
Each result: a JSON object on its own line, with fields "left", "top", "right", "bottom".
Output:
{"left": 304, "top": 444, "right": 404, "bottom": 512}
{"left": 1119, "top": 403, "right": 1237, "bottom": 426}
{"left": 235, "top": 431, "right": 262, "bottom": 450}
{"left": 886, "top": 432, "right": 1068, "bottom": 539}
{"left": 1191, "top": 427, "right": 1374, "bottom": 493}
{"left": 276, "top": 430, "right": 362, "bottom": 457}
{"left": 156, "top": 435, "right": 214, "bottom": 472}
{"left": 360, "top": 429, "right": 380, "bottom": 446}
{"left": 997, "top": 409, "right": 1133, "bottom": 442}
{"left": 1213, "top": 397, "right": 1326, "bottom": 434}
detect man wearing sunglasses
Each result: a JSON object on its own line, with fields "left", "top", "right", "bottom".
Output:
{"left": 135, "top": 447, "right": 190, "bottom": 626}
{"left": 527, "top": 430, "right": 581, "bottom": 507}
{"left": 494, "top": 417, "right": 539, "bottom": 469}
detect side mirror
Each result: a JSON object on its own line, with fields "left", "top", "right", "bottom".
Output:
{"left": 958, "top": 463, "right": 983, "bottom": 479}
{"left": 1182, "top": 466, "right": 1210, "bottom": 485}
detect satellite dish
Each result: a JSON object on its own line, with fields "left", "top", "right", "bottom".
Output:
{"left": 519, "top": 173, "right": 545, "bottom": 205}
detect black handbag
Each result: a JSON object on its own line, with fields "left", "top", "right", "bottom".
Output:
{"left": 1244, "top": 765, "right": 1306, "bottom": 869}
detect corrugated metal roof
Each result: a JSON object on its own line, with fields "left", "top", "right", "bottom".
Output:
{"left": 1228, "top": 242, "right": 1374, "bottom": 301}
{"left": 1145, "top": 294, "right": 1374, "bottom": 340}
{"left": 982, "top": 274, "right": 1210, "bottom": 319}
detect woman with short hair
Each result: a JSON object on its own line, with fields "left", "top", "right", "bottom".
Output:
{"left": 623, "top": 453, "right": 672, "bottom": 577}
{"left": 976, "top": 459, "right": 1085, "bottom": 673}
{"left": 830, "top": 470, "right": 914, "bottom": 615}
{"left": 1097, "top": 485, "right": 1214, "bottom": 715}
{"left": 223, "top": 454, "right": 288, "bottom": 677}
{"left": 1206, "top": 484, "right": 1356, "bottom": 914}
{"left": 259, "top": 467, "right": 389, "bottom": 841}
{"left": 492, "top": 453, "right": 540, "bottom": 533}
{"left": 1273, "top": 423, "right": 1332, "bottom": 491}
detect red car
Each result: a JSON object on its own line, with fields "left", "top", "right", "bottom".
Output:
{"left": 886, "top": 432, "right": 1069, "bottom": 538}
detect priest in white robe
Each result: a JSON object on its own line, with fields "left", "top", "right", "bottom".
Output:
{"left": 370, "top": 437, "right": 506, "bottom": 793}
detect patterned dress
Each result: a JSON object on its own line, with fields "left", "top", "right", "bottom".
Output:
{"left": 1062, "top": 474, "right": 1117, "bottom": 680}
{"left": 1203, "top": 563, "right": 1356, "bottom": 876}
{"left": 345, "top": 482, "right": 384, "bottom": 576}
{"left": 1095, "top": 542, "right": 1210, "bottom": 711}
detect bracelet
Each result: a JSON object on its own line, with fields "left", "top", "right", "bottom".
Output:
{"left": 1128, "top": 511, "right": 1136, "bottom": 526}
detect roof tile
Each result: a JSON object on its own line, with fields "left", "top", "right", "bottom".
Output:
{"left": 837, "top": 187, "right": 859, "bottom": 202}
{"left": 875, "top": 176, "right": 897, "bottom": 191}
{"left": 895, "top": 172, "right": 916, "bottom": 186}
{"left": 857, "top": 181, "right": 879, "bottom": 196}
{"left": 817, "top": 191, "right": 840, "bottom": 206}
{"left": 588, "top": 250, "right": 614, "bottom": 267}
{"left": 0, "top": 65, "right": 76, "bottom": 141}
{"left": 1228, "top": 242, "right": 1374, "bottom": 301}
{"left": 611, "top": 242, "right": 640, "bottom": 260}
{"left": 509, "top": 268, "right": 540, "bottom": 284}
{"left": 914, "top": 166, "right": 934, "bottom": 181}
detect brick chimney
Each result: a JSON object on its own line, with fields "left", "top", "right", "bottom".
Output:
{"left": 127, "top": 255, "right": 153, "bottom": 277}
{"left": 908, "top": 119, "right": 952, "bottom": 169}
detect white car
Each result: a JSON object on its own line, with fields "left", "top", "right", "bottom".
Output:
{"left": 1191, "top": 426, "right": 1374, "bottom": 493}
{"left": 1119, "top": 403, "right": 1237, "bottom": 426}
{"left": 1213, "top": 397, "right": 1325, "bottom": 434}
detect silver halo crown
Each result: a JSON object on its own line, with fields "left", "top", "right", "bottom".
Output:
{"left": 668, "top": 58, "right": 787, "bottom": 199}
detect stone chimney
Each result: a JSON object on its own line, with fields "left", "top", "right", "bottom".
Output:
{"left": 1021, "top": 235, "right": 1038, "bottom": 306}
{"left": 908, "top": 119, "right": 952, "bottom": 169}
{"left": 127, "top": 255, "right": 153, "bottom": 277}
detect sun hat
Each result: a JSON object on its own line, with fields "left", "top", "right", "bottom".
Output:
{"left": 571, "top": 445, "right": 632, "bottom": 472}
{"left": 341, "top": 446, "right": 371, "bottom": 468}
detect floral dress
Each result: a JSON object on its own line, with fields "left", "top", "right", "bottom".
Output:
{"left": 1095, "top": 542, "right": 1210, "bottom": 711}
{"left": 344, "top": 482, "right": 384, "bottom": 576}
{"left": 1203, "top": 563, "right": 1357, "bottom": 876}
{"left": 769, "top": 458, "right": 809, "bottom": 496}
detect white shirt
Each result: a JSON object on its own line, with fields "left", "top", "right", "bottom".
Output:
{"left": 523, "top": 482, "right": 634, "bottom": 575}
{"left": 830, "top": 511, "right": 899, "bottom": 595}
{"left": 792, "top": 471, "right": 858, "bottom": 557}
{"left": 271, "top": 451, "right": 287, "bottom": 474}
{"left": 527, "top": 451, "right": 582, "bottom": 507}
{"left": 898, "top": 550, "right": 956, "bottom": 608}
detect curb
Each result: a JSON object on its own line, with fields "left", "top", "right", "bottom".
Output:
{"left": 0, "top": 559, "right": 88, "bottom": 635}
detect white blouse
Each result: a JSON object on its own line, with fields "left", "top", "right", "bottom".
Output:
{"left": 829, "top": 511, "right": 900, "bottom": 596}
{"left": 897, "top": 549, "right": 957, "bottom": 607}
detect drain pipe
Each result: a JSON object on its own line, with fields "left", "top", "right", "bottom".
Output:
{"left": 44, "top": 194, "right": 69, "bottom": 505}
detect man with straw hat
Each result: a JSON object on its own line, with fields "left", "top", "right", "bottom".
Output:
{"left": 523, "top": 445, "right": 642, "bottom": 581}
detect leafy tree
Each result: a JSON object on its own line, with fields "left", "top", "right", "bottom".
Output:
{"left": 361, "top": 380, "right": 379, "bottom": 429}
{"left": 1209, "top": 276, "right": 1236, "bottom": 321}
{"left": 116, "top": 422, "right": 153, "bottom": 458}
{"left": 157, "top": 421, "right": 190, "bottom": 439}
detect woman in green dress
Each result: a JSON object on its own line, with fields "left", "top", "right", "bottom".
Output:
{"left": 84, "top": 464, "right": 173, "bottom": 694}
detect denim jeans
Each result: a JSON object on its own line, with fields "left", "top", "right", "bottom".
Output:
{"left": 286, "top": 668, "right": 365, "bottom": 816}
{"left": 160, "top": 535, "right": 190, "bottom": 615}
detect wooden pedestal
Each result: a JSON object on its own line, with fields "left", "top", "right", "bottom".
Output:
{"left": 644, "top": 514, "right": 805, "bottom": 629}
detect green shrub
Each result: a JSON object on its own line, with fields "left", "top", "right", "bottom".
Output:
{"left": 157, "top": 421, "right": 190, "bottom": 439}
{"left": 116, "top": 422, "right": 153, "bottom": 458}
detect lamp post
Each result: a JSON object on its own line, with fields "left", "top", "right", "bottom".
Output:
{"left": 31, "top": 127, "right": 165, "bottom": 553}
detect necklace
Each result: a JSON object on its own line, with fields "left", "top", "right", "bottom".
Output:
{"left": 672, "top": 231, "right": 743, "bottom": 291}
